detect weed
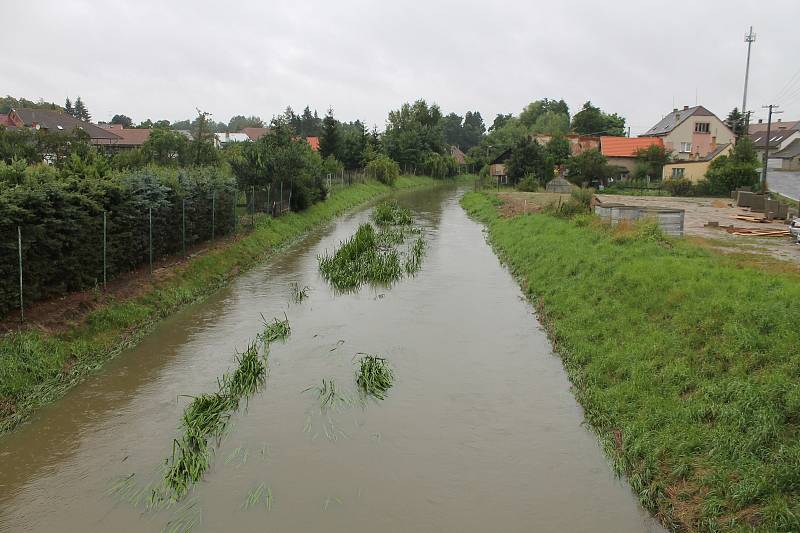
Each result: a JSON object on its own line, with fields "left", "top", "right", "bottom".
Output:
{"left": 304, "top": 378, "right": 351, "bottom": 411}
{"left": 355, "top": 354, "right": 394, "bottom": 400}
{"left": 290, "top": 282, "right": 310, "bottom": 303}
{"left": 259, "top": 314, "right": 291, "bottom": 344}
{"left": 242, "top": 482, "right": 272, "bottom": 511}
{"left": 372, "top": 200, "right": 413, "bottom": 226}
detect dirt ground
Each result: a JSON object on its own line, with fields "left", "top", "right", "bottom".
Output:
{"left": 597, "top": 194, "right": 800, "bottom": 262}
{"left": 496, "top": 192, "right": 570, "bottom": 216}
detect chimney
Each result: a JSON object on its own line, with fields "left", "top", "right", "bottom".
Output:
{"left": 673, "top": 108, "right": 678, "bottom": 113}
{"left": 683, "top": 105, "right": 689, "bottom": 110}
{"left": 711, "top": 136, "right": 717, "bottom": 153}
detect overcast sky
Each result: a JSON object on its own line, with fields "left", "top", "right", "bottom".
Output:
{"left": 3, "top": 0, "right": 799, "bottom": 134}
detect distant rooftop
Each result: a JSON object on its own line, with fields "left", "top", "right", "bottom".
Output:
{"left": 600, "top": 136, "right": 663, "bottom": 157}
{"left": 642, "top": 105, "right": 717, "bottom": 137}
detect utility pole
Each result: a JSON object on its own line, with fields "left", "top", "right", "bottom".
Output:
{"left": 742, "top": 27, "right": 756, "bottom": 137}
{"left": 761, "top": 104, "right": 783, "bottom": 194}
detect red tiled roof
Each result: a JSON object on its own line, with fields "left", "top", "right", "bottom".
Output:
{"left": 600, "top": 136, "right": 663, "bottom": 157}
{"left": 306, "top": 136, "right": 320, "bottom": 151}
{"left": 101, "top": 124, "right": 151, "bottom": 146}
{"left": 0, "top": 114, "right": 14, "bottom": 127}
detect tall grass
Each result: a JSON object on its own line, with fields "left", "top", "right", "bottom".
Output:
{"left": 372, "top": 200, "right": 413, "bottom": 226}
{"left": 0, "top": 176, "right": 440, "bottom": 435}
{"left": 462, "top": 191, "right": 800, "bottom": 532}
{"left": 159, "top": 317, "right": 288, "bottom": 500}
{"left": 355, "top": 354, "right": 394, "bottom": 400}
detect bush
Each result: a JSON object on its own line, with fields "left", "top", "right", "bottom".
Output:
{"left": 366, "top": 155, "right": 400, "bottom": 186}
{"left": 423, "top": 152, "right": 458, "bottom": 179}
{"left": 517, "top": 176, "right": 539, "bottom": 192}
{"left": 0, "top": 166, "right": 236, "bottom": 316}
{"left": 663, "top": 178, "right": 694, "bottom": 197}
{"left": 570, "top": 187, "right": 595, "bottom": 208}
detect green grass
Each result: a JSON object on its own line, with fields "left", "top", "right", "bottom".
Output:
{"left": 371, "top": 200, "right": 413, "bottom": 226}
{"left": 461, "top": 191, "right": 800, "bottom": 533}
{"left": 318, "top": 223, "right": 405, "bottom": 290}
{"left": 0, "top": 176, "right": 442, "bottom": 435}
{"left": 258, "top": 314, "right": 291, "bottom": 345}
{"left": 355, "top": 354, "right": 394, "bottom": 400}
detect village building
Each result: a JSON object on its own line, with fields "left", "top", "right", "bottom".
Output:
{"left": 662, "top": 143, "right": 732, "bottom": 182}
{"left": 99, "top": 124, "right": 151, "bottom": 150}
{"left": 4, "top": 108, "right": 121, "bottom": 146}
{"left": 641, "top": 105, "right": 734, "bottom": 161}
{"left": 599, "top": 136, "right": 663, "bottom": 179}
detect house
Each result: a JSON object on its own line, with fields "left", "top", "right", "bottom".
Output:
{"left": 662, "top": 143, "right": 732, "bottom": 182}
{"left": 770, "top": 139, "right": 800, "bottom": 171}
{"left": 600, "top": 136, "right": 664, "bottom": 178}
{"left": 747, "top": 125, "right": 800, "bottom": 169}
{"left": 532, "top": 134, "right": 600, "bottom": 156}
{"left": 240, "top": 127, "right": 270, "bottom": 141}
{"left": 0, "top": 114, "right": 14, "bottom": 127}
{"left": 748, "top": 118, "right": 799, "bottom": 135}
{"left": 305, "top": 136, "right": 320, "bottom": 151}
{"left": 450, "top": 146, "right": 466, "bottom": 165}
{"left": 5, "top": 108, "right": 121, "bottom": 146}
{"left": 99, "top": 124, "right": 151, "bottom": 149}
{"left": 214, "top": 132, "right": 250, "bottom": 147}
{"left": 641, "top": 105, "right": 735, "bottom": 161}
{"left": 489, "top": 148, "right": 511, "bottom": 184}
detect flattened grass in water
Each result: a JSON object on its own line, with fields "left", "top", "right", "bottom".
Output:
{"left": 160, "top": 316, "right": 289, "bottom": 500}
{"left": 304, "top": 378, "right": 351, "bottom": 411}
{"left": 355, "top": 354, "right": 394, "bottom": 400}
{"left": 290, "top": 282, "right": 310, "bottom": 303}
{"left": 372, "top": 200, "right": 413, "bottom": 226}
{"left": 318, "top": 222, "right": 424, "bottom": 290}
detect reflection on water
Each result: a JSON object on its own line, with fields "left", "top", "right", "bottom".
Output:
{"left": 0, "top": 186, "right": 665, "bottom": 532}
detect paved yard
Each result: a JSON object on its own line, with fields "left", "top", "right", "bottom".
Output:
{"left": 598, "top": 194, "right": 800, "bottom": 262}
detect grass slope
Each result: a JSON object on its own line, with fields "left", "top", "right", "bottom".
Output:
{"left": 0, "top": 176, "right": 443, "bottom": 435}
{"left": 461, "top": 191, "right": 800, "bottom": 533}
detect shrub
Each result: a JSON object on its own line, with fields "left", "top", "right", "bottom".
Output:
{"left": 570, "top": 187, "right": 595, "bottom": 209}
{"left": 366, "top": 155, "right": 400, "bottom": 186}
{"left": 423, "top": 152, "right": 458, "bottom": 179}
{"left": 517, "top": 176, "right": 539, "bottom": 192}
{"left": 663, "top": 178, "right": 694, "bottom": 197}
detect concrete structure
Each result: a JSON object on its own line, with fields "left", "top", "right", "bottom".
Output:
{"left": 545, "top": 176, "right": 573, "bottom": 193}
{"left": 599, "top": 136, "right": 664, "bottom": 178}
{"left": 641, "top": 105, "right": 735, "bottom": 161}
{"left": 662, "top": 143, "right": 732, "bottom": 182}
{"left": 594, "top": 202, "right": 685, "bottom": 236}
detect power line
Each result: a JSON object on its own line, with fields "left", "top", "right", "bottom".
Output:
{"left": 773, "top": 66, "right": 800, "bottom": 102}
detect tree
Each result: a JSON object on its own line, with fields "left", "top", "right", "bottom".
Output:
{"left": 519, "top": 98, "right": 570, "bottom": 129}
{"left": 566, "top": 149, "right": 611, "bottom": 185}
{"left": 383, "top": 99, "right": 445, "bottom": 169}
{"left": 441, "top": 113, "right": 464, "bottom": 147}
{"left": 73, "top": 97, "right": 91, "bottom": 121}
{"left": 546, "top": 135, "right": 571, "bottom": 166}
{"left": 506, "top": 138, "right": 554, "bottom": 184}
{"left": 227, "top": 115, "right": 263, "bottom": 132}
{"left": 571, "top": 101, "right": 625, "bottom": 136}
{"left": 633, "top": 144, "right": 671, "bottom": 180}
{"left": 339, "top": 120, "right": 367, "bottom": 170}
{"left": 141, "top": 127, "right": 190, "bottom": 166}
{"left": 64, "top": 98, "right": 74, "bottom": 118}
{"left": 703, "top": 137, "right": 759, "bottom": 194}
{"left": 489, "top": 113, "right": 512, "bottom": 132}
{"left": 725, "top": 107, "right": 746, "bottom": 137}
{"left": 111, "top": 114, "right": 133, "bottom": 128}
{"left": 320, "top": 108, "right": 341, "bottom": 159}
{"left": 191, "top": 109, "right": 219, "bottom": 166}
{"left": 462, "top": 111, "right": 486, "bottom": 149}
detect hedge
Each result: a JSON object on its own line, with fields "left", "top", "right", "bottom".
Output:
{"left": 0, "top": 166, "right": 236, "bottom": 316}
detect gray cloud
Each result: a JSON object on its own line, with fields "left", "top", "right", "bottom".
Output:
{"left": 2, "top": 0, "right": 798, "bottom": 133}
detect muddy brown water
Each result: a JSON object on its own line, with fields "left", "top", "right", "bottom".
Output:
{"left": 0, "top": 187, "right": 665, "bottom": 532}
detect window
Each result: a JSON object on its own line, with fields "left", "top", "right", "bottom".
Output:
{"left": 680, "top": 142, "right": 692, "bottom": 153}
{"left": 695, "top": 122, "right": 710, "bottom": 133}
{"left": 671, "top": 168, "right": 685, "bottom": 178}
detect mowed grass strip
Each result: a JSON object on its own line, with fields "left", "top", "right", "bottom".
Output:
{"left": 0, "top": 176, "right": 443, "bottom": 435}
{"left": 461, "top": 191, "right": 800, "bottom": 533}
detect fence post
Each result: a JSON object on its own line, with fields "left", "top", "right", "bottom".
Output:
{"left": 18, "top": 226, "right": 23, "bottom": 322}
{"left": 251, "top": 185, "right": 255, "bottom": 226}
{"left": 182, "top": 199, "right": 186, "bottom": 257}
{"left": 280, "top": 181, "right": 283, "bottom": 210}
{"left": 149, "top": 207, "right": 153, "bottom": 274}
{"left": 232, "top": 190, "right": 237, "bottom": 234}
{"left": 103, "top": 211, "right": 107, "bottom": 288}
{"left": 211, "top": 190, "right": 216, "bottom": 240}
{"left": 267, "top": 184, "right": 271, "bottom": 215}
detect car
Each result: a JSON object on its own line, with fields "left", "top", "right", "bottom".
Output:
{"left": 790, "top": 217, "right": 800, "bottom": 244}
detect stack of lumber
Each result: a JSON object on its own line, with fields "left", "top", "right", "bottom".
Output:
{"left": 724, "top": 226, "right": 791, "bottom": 237}
{"left": 732, "top": 215, "right": 769, "bottom": 223}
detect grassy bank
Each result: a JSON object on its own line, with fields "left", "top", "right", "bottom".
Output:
{"left": 0, "top": 175, "right": 446, "bottom": 435}
{"left": 461, "top": 192, "right": 800, "bottom": 532}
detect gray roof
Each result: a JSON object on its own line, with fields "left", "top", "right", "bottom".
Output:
{"left": 772, "top": 139, "right": 800, "bottom": 159}
{"left": 748, "top": 129, "right": 799, "bottom": 150}
{"left": 641, "top": 105, "right": 716, "bottom": 136}
{"left": 12, "top": 108, "right": 120, "bottom": 140}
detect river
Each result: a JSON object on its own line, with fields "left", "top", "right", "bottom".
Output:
{"left": 0, "top": 186, "right": 665, "bottom": 532}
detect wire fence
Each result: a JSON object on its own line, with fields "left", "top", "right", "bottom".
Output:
{"left": 2, "top": 173, "right": 375, "bottom": 322}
